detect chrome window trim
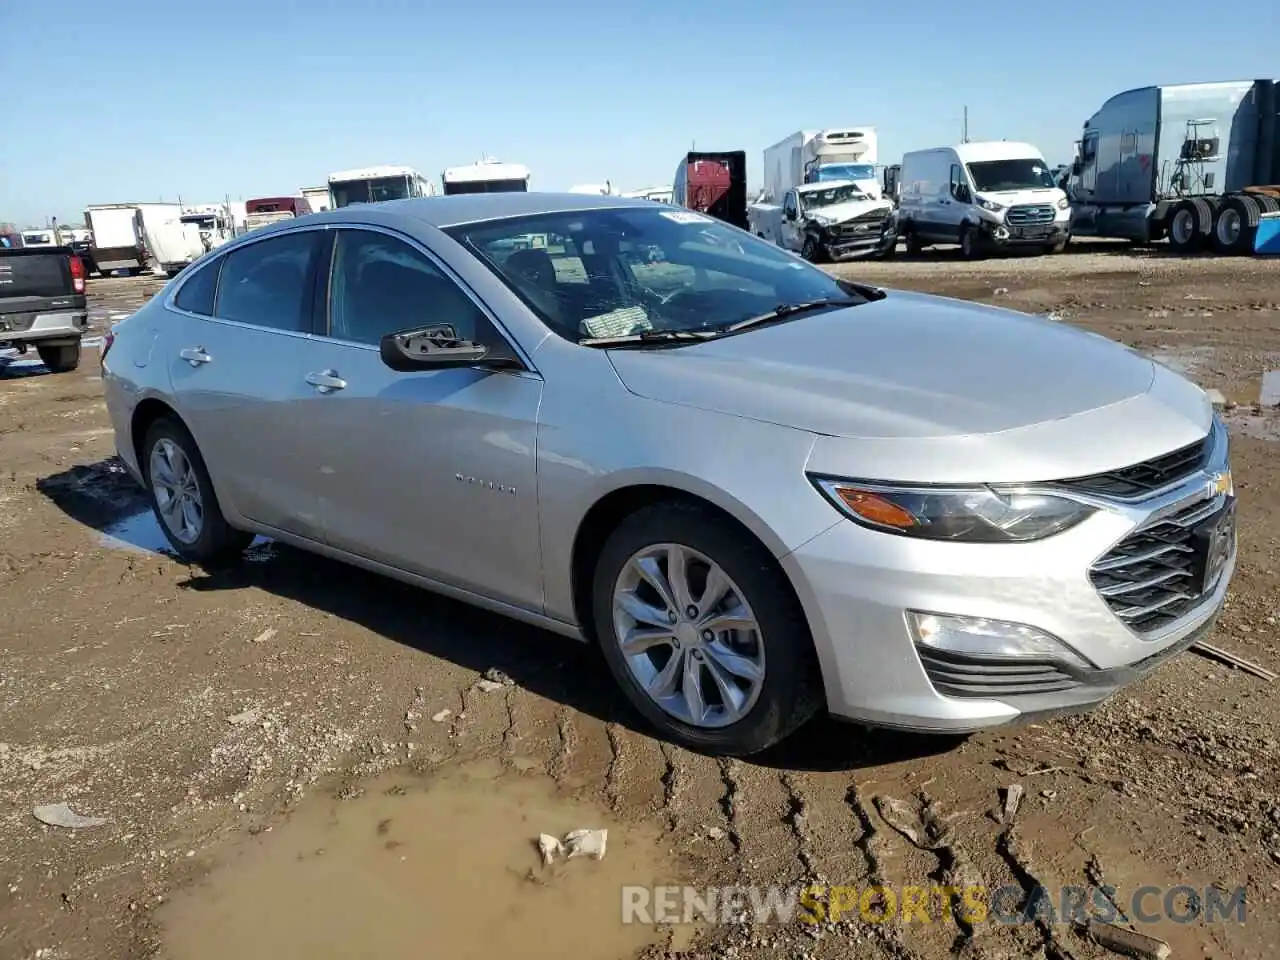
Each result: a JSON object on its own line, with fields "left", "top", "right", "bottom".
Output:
{"left": 164, "top": 223, "right": 334, "bottom": 332}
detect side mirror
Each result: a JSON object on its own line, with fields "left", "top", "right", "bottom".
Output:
{"left": 1071, "top": 160, "right": 1083, "bottom": 176}
{"left": 380, "top": 324, "right": 490, "bottom": 372}
{"left": 784, "top": 208, "right": 796, "bottom": 221}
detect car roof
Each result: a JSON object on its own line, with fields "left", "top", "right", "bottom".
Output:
{"left": 323, "top": 192, "right": 662, "bottom": 228}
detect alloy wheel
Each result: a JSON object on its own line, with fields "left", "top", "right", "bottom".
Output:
{"left": 149, "top": 438, "right": 204, "bottom": 545}
{"left": 611, "top": 543, "right": 766, "bottom": 728}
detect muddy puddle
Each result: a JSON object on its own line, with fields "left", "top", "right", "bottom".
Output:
{"left": 157, "top": 760, "right": 681, "bottom": 960}
{"left": 100, "top": 509, "right": 275, "bottom": 560}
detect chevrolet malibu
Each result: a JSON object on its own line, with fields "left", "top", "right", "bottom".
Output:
{"left": 102, "top": 194, "right": 1237, "bottom": 756}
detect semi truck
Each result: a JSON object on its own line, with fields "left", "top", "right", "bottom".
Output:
{"left": 670, "top": 151, "right": 749, "bottom": 229}
{"left": 441, "top": 157, "right": 530, "bottom": 195}
{"left": 327, "top": 166, "right": 436, "bottom": 208}
{"left": 1066, "top": 78, "right": 1280, "bottom": 254}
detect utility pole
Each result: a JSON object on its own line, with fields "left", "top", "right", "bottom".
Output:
{"left": 962, "top": 106, "right": 969, "bottom": 144}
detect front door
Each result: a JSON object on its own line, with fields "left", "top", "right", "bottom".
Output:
{"left": 780, "top": 191, "right": 802, "bottom": 251}
{"left": 166, "top": 229, "right": 327, "bottom": 540}
{"left": 294, "top": 227, "right": 545, "bottom": 611}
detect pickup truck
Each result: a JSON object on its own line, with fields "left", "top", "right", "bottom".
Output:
{"left": 0, "top": 246, "right": 89, "bottom": 373}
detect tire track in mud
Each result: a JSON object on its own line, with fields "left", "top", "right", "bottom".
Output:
{"left": 603, "top": 724, "right": 669, "bottom": 818}
{"left": 502, "top": 686, "right": 561, "bottom": 773}
{"left": 727, "top": 762, "right": 808, "bottom": 885}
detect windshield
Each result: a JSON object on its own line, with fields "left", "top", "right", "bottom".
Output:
{"left": 815, "top": 163, "right": 875, "bottom": 183}
{"left": 447, "top": 207, "right": 867, "bottom": 344}
{"left": 799, "top": 184, "right": 868, "bottom": 209}
{"left": 442, "top": 178, "right": 528, "bottom": 195}
{"left": 966, "top": 159, "right": 1055, "bottom": 192}
{"left": 329, "top": 176, "right": 411, "bottom": 207}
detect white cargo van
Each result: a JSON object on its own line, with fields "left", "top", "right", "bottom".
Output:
{"left": 896, "top": 142, "right": 1070, "bottom": 259}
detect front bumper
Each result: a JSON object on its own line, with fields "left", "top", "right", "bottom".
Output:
{"left": 782, "top": 470, "right": 1235, "bottom": 733}
{"left": 822, "top": 224, "right": 897, "bottom": 260}
{"left": 978, "top": 217, "right": 1069, "bottom": 247}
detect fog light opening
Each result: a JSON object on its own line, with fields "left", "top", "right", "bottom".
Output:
{"left": 907, "top": 612, "right": 1092, "bottom": 670}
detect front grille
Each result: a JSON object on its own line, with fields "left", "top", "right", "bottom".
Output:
{"left": 1006, "top": 204, "right": 1055, "bottom": 226}
{"left": 835, "top": 213, "right": 888, "bottom": 237}
{"left": 918, "top": 647, "right": 1080, "bottom": 698}
{"left": 1089, "top": 496, "right": 1225, "bottom": 635}
{"left": 1056, "top": 436, "right": 1209, "bottom": 498}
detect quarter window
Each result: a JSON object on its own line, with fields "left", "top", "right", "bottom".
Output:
{"left": 174, "top": 259, "right": 220, "bottom": 316}
{"left": 327, "top": 230, "right": 491, "bottom": 346}
{"left": 214, "top": 231, "right": 319, "bottom": 332}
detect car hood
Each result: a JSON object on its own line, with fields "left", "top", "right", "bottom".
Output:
{"left": 607, "top": 291, "right": 1213, "bottom": 481}
{"left": 804, "top": 199, "right": 891, "bottom": 222}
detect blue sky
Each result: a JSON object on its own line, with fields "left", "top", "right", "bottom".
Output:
{"left": 1, "top": 0, "right": 1274, "bottom": 226}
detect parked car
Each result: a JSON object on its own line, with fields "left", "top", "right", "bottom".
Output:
{"left": 101, "top": 194, "right": 1236, "bottom": 756}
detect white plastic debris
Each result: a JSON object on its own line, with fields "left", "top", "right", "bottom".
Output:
{"left": 431, "top": 709, "right": 452, "bottom": 723}
{"left": 250, "top": 628, "right": 277, "bottom": 644}
{"left": 563, "top": 828, "right": 608, "bottom": 861}
{"left": 474, "top": 679, "right": 506, "bottom": 693}
{"left": 537, "top": 833, "right": 563, "bottom": 865}
{"left": 226, "top": 707, "right": 263, "bottom": 726}
{"left": 33, "top": 803, "right": 107, "bottom": 829}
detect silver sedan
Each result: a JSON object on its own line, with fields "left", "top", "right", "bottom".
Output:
{"left": 102, "top": 194, "right": 1236, "bottom": 756}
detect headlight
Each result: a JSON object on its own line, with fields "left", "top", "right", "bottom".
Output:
{"left": 976, "top": 197, "right": 1005, "bottom": 213}
{"left": 808, "top": 477, "right": 1096, "bottom": 542}
{"left": 1057, "top": 197, "right": 1070, "bottom": 210}
{"left": 809, "top": 214, "right": 833, "bottom": 226}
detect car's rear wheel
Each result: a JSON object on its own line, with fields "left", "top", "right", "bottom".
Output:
{"left": 143, "top": 418, "right": 252, "bottom": 564}
{"left": 36, "top": 341, "right": 80, "bottom": 373}
{"left": 592, "top": 502, "right": 823, "bottom": 756}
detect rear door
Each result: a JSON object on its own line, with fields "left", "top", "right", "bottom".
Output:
{"left": 165, "top": 228, "right": 329, "bottom": 540}
{"left": 0, "top": 250, "right": 77, "bottom": 332}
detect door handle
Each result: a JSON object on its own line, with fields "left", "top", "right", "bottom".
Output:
{"left": 305, "top": 369, "right": 347, "bottom": 394}
{"left": 179, "top": 346, "right": 212, "bottom": 366}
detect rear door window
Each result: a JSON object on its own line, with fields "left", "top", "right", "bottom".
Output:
{"left": 174, "top": 260, "right": 220, "bottom": 316}
{"left": 213, "top": 231, "right": 320, "bottom": 332}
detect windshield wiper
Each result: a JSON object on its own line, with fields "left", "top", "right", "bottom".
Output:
{"left": 580, "top": 328, "right": 719, "bottom": 348}
{"left": 722, "top": 297, "right": 864, "bottom": 334}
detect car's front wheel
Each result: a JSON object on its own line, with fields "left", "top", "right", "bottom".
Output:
{"left": 143, "top": 417, "right": 252, "bottom": 564}
{"left": 592, "top": 502, "right": 823, "bottom": 756}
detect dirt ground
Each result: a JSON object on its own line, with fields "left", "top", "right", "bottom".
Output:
{"left": 2, "top": 246, "right": 1279, "bottom": 960}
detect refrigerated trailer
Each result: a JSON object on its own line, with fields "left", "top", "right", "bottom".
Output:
{"left": 1066, "top": 78, "right": 1280, "bottom": 254}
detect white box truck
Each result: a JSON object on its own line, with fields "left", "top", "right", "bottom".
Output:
{"left": 84, "top": 204, "right": 144, "bottom": 275}
{"left": 896, "top": 141, "right": 1071, "bottom": 259}
{"left": 748, "top": 127, "right": 896, "bottom": 261}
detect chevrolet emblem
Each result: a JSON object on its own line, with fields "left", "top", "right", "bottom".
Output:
{"left": 1209, "top": 470, "right": 1233, "bottom": 497}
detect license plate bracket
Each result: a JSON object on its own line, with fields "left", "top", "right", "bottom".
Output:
{"left": 1190, "top": 497, "right": 1236, "bottom": 593}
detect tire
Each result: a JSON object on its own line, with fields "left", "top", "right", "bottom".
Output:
{"left": 591, "top": 501, "right": 823, "bottom": 756}
{"left": 1255, "top": 195, "right": 1280, "bottom": 215}
{"left": 36, "top": 341, "right": 81, "bottom": 373}
{"left": 1043, "top": 237, "right": 1069, "bottom": 254}
{"left": 142, "top": 417, "right": 253, "bottom": 564}
{"left": 800, "top": 233, "right": 826, "bottom": 263}
{"left": 1167, "top": 200, "right": 1208, "bottom": 254}
{"left": 1211, "top": 197, "right": 1258, "bottom": 255}
{"left": 959, "top": 223, "right": 984, "bottom": 260}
